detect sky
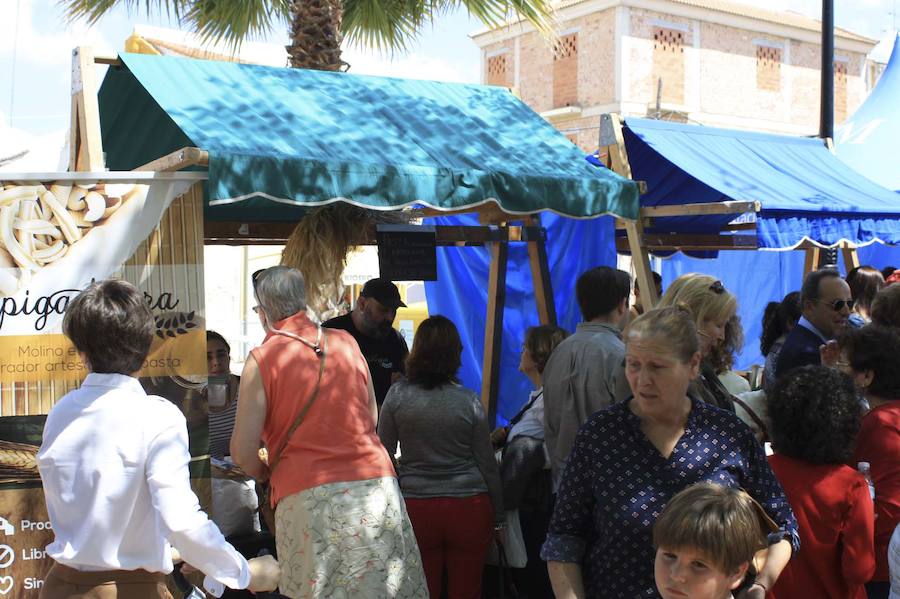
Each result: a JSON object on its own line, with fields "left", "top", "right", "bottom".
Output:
{"left": 0, "top": 0, "right": 897, "bottom": 142}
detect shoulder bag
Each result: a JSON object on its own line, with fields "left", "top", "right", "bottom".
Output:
{"left": 257, "top": 326, "right": 328, "bottom": 534}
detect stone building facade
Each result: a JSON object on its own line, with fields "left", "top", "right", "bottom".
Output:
{"left": 472, "top": 0, "right": 877, "bottom": 150}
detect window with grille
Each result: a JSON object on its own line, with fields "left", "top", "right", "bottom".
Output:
{"left": 834, "top": 61, "right": 849, "bottom": 123}
{"left": 553, "top": 33, "right": 578, "bottom": 107}
{"left": 487, "top": 53, "right": 510, "bottom": 87}
{"left": 651, "top": 27, "right": 685, "bottom": 105}
{"left": 756, "top": 45, "right": 782, "bottom": 92}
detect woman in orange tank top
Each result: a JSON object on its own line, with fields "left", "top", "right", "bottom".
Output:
{"left": 231, "top": 266, "right": 427, "bottom": 598}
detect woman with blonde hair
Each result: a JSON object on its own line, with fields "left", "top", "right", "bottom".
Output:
{"left": 658, "top": 274, "right": 739, "bottom": 412}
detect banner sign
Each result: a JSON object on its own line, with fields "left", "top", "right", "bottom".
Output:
{"left": 0, "top": 176, "right": 207, "bottom": 597}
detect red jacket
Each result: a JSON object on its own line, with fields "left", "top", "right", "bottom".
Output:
{"left": 768, "top": 454, "right": 875, "bottom": 599}
{"left": 854, "top": 402, "right": 900, "bottom": 581}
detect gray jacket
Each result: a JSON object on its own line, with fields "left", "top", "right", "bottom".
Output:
{"left": 542, "top": 321, "right": 625, "bottom": 489}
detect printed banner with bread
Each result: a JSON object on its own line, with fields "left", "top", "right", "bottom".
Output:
{"left": 0, "top": 175, "right": 209, "bottom": 597}
{"left": 0, "top": 176, "right": 206, "bottom": 384}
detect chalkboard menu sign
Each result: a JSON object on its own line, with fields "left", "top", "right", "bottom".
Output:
{"left": 376, "top": 225, "right": 438, "bottom": 281}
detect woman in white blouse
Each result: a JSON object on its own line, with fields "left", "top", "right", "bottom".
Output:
{"left": 37, "top": 280, "right": 279, "bottom": 599}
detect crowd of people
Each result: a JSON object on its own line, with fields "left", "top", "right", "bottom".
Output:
{"left": 33, "top": 262, "right": 900, "bottom": 599}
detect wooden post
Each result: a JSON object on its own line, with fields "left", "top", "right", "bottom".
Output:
{"left": 803, "top": 247, "right": 821, "bottom": 276}
{"left": 602, "top": 113, "right": 658, "bottom": 307}
{"left": 526, "top": 215, "right": 557, "bottom": 326}
{"left": 840, "top": 242, "right": 860, "bottom": 272}
{"left": 69, "top": 47, "right": 104, "bottom": 171}
{"left": 481, "top": 240, "right": 508, "bottom": 424}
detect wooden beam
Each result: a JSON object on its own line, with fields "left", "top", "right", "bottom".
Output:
{"left": 615, "top": 234, "right": 759, "bottom": 252}
{"left": 204, "top": 221, "right": 540, "bottom": 246}
{"left": 602, "top": 113, "right": 659, "bottom": 308}
{"left": 136, "top": 147, "right": 209, "bottom": 172}
{"left": 803, "top": 247, "right": 821, "bottom": 275}
{"left": 417, "top": 202, "right": 533, "bottom": 225}
{"left": 482, "top": 240, "right": 508, "bottom": 424}
{"left": 526, "top": 215, "right": 557, "bottom": 326}
{"left": 640, "top": 200, "right": 760, "bottom": 218}
{"left": 93, "top": 54, "right": 121, "bottom": 66}
{"left": 840, "top": 242, "right": 860, "bottom": 271}
{"left": 69, "top": 47, "right": 104, "bottom": 172}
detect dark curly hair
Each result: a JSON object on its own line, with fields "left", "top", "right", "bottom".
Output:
{"left": 405, "top": 315, "right": 462, "bottom": 390}
{"left": 760, "top": 291, "right": 801, "bottom": 356}
{"left": 767, "top": 365, "right": 862, "bottom": 464}
{"left": 839, "top": 324, "right": 900, "bottom": 400}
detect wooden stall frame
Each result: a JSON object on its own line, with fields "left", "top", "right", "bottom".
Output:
{"left": 601, "top": 113, "right": 659, "bottom": 308}
{"left": 140, "top": 147, "right": 555, "bottom": 421}
{"left": 77, "top": 47, "right": 578, "bottom": 420}
{"left": 599, "top": 112, "right": 861, "bottom": 284}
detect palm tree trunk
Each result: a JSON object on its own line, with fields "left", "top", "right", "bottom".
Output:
{"left": 287, "top": 0, "right": 347, "bottom": 71}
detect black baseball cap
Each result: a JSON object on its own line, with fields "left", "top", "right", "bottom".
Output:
{"left": 360, "top": 278, "right": 406, "bottom": 309}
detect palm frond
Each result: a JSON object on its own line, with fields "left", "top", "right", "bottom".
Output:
{"left": 182, "top": 0, "right": 292, "bottom": 50}
{"left": 59, "top": 0, "right": 291, "bottom": 50}
{"left": 452, "top": 0, "right": 554, "bottom": 36}
{"left": 342, "top": 0, "right": 554, "bottom": 52}
{"left": 58, "top": 0, "right": 189, "bottom": 26}
{"left": 342, "top": 0, "right": 429, "bottom": 52}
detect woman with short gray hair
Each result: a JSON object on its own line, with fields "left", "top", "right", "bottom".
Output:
{"left": 231, "top": 266, "right": 427, "bottom": 598}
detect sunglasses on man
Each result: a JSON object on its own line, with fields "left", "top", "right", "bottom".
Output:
{"left": 816, "top": 298, "right": 855, "bottom": 311}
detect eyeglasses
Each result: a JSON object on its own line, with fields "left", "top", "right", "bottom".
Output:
{"left": 252, "top": 305, "right": 260, "bottom": 314}
{"left": 817, "top": 298, "right": 855, "bottom": 312}
{"left": 709, "top": 280, "right": 725, "bottom": 294}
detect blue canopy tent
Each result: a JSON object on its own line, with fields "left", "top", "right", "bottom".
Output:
{"left": 835, "top": 34, "right": 900, "bottom": 192}
{"left": 601, "top": 115, "right": 900, "bottom": 369}
{"left": 97, "top": 52, "right": 640, "bottom": 422}
{"left": 647, "top": 38, "right": 900, "bottom": 369}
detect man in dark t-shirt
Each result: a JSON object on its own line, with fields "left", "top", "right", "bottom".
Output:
{"left": 323, "top": 278, "right": 409, "bottom": 406}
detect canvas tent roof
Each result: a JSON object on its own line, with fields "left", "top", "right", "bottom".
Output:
{"left": 835, "top": 34, "right": 900, "bottom": 192}
{"left": 623, "top": 117, "right": 900, "bottom": 249}
{"left": 98, "top": 53, "right": 639, "bottom": 222}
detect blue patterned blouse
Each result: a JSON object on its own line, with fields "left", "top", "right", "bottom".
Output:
{"left": 540, "top": 397, "right": 799, "bottom": 598}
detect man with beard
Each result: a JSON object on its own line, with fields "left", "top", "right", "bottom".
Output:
{"left": 324, "top": 278, "right": 409, "bottom": 407}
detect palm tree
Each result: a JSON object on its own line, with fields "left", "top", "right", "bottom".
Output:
{"left": 61, "top": 0, "right": 555, "bottom": 71}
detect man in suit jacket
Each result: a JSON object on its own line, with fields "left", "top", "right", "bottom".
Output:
{"left": 774, "top": 268, "right": 853, "bottom": 380}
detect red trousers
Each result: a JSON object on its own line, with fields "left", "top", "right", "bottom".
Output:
{"left": 404, "top": 493, "right": 493, "bottom": 599}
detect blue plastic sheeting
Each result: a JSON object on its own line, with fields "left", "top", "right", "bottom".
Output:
{"left": 99, "top": 53, "right": 639, "bottom": 221}
{"left": 858, "top": 244, "right": 900, "bottom": 270}
{"left": 424, "top": 214, "right": 616, "bottom": 426}
{"left": 624, "top": 118, "right": 900, "bottom": 248}
{"left": 836, "top": 35, "right": 900, "bottom": 191}
{"left": 660, "top": 245, "right": 900, "bottom": 370}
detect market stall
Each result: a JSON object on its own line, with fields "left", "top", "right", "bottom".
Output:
{"left": 94, "top": 49, "right": 642, "bottom": 420}
{"left": 0, "top": 46, "right": 644, "bottom": 594}
{"left": 598, "top": 113, "right": 900, "bottom": 368}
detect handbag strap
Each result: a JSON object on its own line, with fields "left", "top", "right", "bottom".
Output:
{"left": 266, "top": 327, "right": 328, "bottom": 476}
{"left": 731, "top": 393, "right": 768, "bottom": 441}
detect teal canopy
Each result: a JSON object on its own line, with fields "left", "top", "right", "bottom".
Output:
{"left": 99, "top": 53, "right": 638, "bottom": 221}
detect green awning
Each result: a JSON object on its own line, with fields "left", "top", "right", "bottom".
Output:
{"left": 99, "top": 53, "right": 638, "bottom": 221}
